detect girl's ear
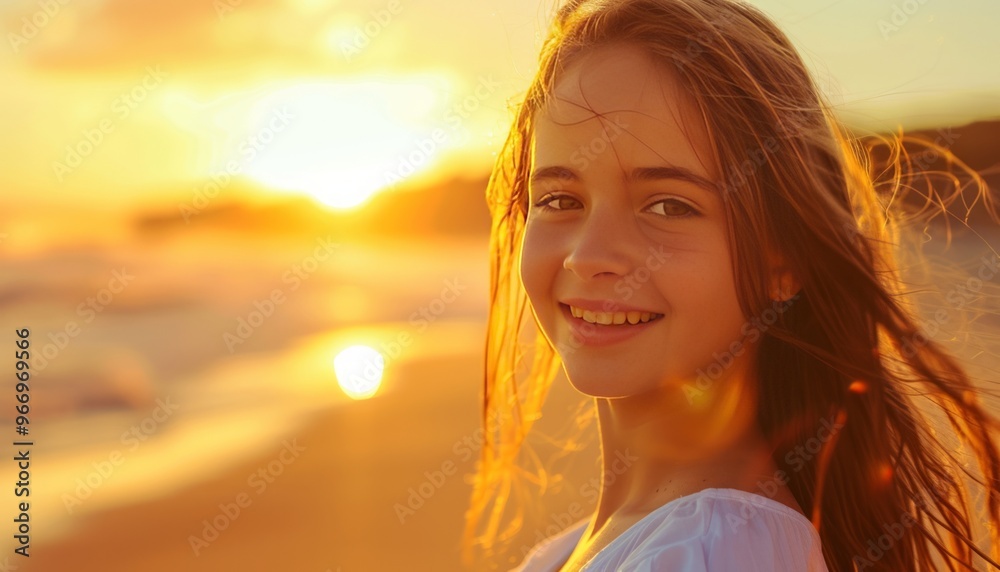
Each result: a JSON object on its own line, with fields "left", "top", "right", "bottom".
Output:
{"left": 767, "top": 251, "right": 801, "bottom": 302}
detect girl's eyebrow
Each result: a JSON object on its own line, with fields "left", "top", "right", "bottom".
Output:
{"left": 627, "top": 166, "right": 719, "bottom": 194}
{"left": 529, "top": 166, "right": 577, "bottom": 186}
{"left": 529, "top": 165, "right": 719, "bottom": 194}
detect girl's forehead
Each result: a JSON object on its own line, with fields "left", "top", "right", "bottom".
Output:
{"left": 535, "top": 44, "right": 718, "bottom": 181}
{"left": 543, "top": 44, "right": 696, "bottom": 124}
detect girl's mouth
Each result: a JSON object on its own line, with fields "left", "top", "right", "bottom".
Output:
{"left": 560, "top": 303, "right": 664, "bottom": 347}
{"left": 562, "top": 303, "right": 664, "bottom": 326}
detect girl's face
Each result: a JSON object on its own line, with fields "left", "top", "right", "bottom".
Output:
{"left": 519, "top": 43, "right": 756, "bottom": 399}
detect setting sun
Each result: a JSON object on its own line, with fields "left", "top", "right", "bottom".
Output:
{"left": 164, "top": 76, "right": 455, "bottom": 210}
{"left": 241, "top": 79, "right": 450, "bottom": 209}
{"left": 247, "top": 82, "right": 446, "bottom": 208}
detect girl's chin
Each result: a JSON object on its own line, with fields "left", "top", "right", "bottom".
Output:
{"left": 564, "top": 375, "right": 664, "bottom": 400}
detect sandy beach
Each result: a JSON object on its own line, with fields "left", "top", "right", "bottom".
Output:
{"left": 11, "top": 337, "right": 491, "bottom": 572}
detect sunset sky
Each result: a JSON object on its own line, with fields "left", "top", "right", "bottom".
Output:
{"left": 3, "top": 0, "right": 999, "bottom": 212}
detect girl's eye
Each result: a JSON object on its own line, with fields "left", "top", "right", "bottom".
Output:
{"left": 531, "top": 194, "right": 699, "bottom": 218}
{"left": 646, "top": 199, "right": 699, "bottom": 218}
{"left": 531, "top": 194, "right": 581, "bottom": 212}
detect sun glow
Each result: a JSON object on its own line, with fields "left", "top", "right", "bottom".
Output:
{"left": 244, "top": 79, "right": 448, "bottom": 209}
{"left": 169, "top": 77, "right": 453, "bottom": 210}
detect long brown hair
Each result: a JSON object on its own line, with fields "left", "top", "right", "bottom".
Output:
{"left": 463, "top": 1, "right": 1000, "bottom": 570}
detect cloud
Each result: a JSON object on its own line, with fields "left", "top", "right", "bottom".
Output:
{"left": 8, "top": 0, "right": 345, "bottom": 75}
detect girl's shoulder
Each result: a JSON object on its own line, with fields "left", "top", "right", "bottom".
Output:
{"left": 508, "top": 515, "right": 589, "bottom": 572}
{"left": 511, "top": 488, "right": 828, "bottom": 572}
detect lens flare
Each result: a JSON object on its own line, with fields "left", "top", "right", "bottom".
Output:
{"left": 848, "top": 380, "right": 869, "bottom": 394}
{"left": 333, "top": 345, "right": 384, "bottom": 400}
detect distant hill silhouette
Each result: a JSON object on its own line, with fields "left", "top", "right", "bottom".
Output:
{"left": 134, "top": 175, "right": 492, "bottom": 240}
{"left": 134, "top": 119, "right": 999, "bottom": 240}
{"left": 911, "top": 120, "right": 999, "bottom": 176}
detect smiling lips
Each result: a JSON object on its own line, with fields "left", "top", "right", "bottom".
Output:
{"left": 559, "top": 302, "right": 663, "bottom": 347}
{"left": 566, "top": 304, "right": 663, "bottom": 325}
{"left": 559, "top": 299, "right": 664, "bottom": 325}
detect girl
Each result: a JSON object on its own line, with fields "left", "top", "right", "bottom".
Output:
{"left": 463, "top": 0, "right": 1000, "bottom": 570}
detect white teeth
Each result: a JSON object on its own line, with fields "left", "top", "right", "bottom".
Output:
{"left": 569, "top": 305, "right": 660, "bottom": 325}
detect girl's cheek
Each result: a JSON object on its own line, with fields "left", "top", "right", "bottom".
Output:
{"left": 522, "top": 222, "right": 566, "bottom": 258}
{"left": 518, "top": 233, "right": 554, "bottom": 288}
{"left": 635, "top": 228, "right": 704, "bottom": 254}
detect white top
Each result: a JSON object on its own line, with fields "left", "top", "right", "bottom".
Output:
{"left": 510, "top": 488, "right": 829, "bottom": 571}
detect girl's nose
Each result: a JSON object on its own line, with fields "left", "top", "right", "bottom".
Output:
{"left": 563, "top": 208, "right": 642, "bottom": 280}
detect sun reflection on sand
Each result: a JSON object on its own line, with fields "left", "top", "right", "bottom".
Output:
{"left": 334, "top": 344, "right": 383, "bottom": 400}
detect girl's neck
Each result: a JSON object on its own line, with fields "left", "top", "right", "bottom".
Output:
{"left": 588, "top": 375, "right": 796, "bottom": 525}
